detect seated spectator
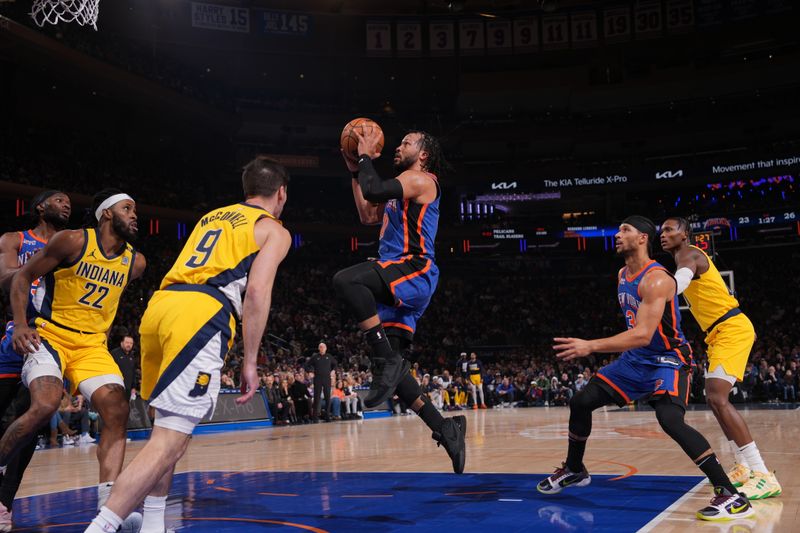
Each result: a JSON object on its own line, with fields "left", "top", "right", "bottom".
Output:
{"left": 263, "top": 375, "right": 283, "bottom": 423}
{"left": 289, "top": 373, "right": 312, "bottom": 422}
{"left": 423, "top": 375, "right": 443, "bottom": 410}
{"left": 278, "top": 377, "right": 297, "bottom": 424}
{"left": 783, "top": 370, "right": 796, "bottom": 402}
{"left": 524, "top": 380, "right": 543, "bottom": 406}
{"left": 574, "top": 373, "right": 587, "bottom": 393}
{"left": 330, "top": 380, "right": 345, "bottom": 420}
{"left": 535, "top": 373, "right": 551, "bottom": 406}
{"left": 221, "top": 371, "right": 236, "bottom": 390}
{"left": 342, "top": 376, "right": 360, "bottom": 419}
{"left": 451, "top": 376, "right": 468, "bottom": 409}
{"left": 762, "top": 366, "right": 779, "bottom": 401}
{"left": 62, "top": 393, "right": 94, "bottom": 444}
{"left": 496, "top": 377, "right": 515, "bottom": 407}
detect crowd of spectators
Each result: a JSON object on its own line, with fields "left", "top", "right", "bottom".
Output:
{"left": 0, "top": 199, "right": 798, "bottom": 442}
{"left": 105, "top": 236, "right": 800, "bottom": 422}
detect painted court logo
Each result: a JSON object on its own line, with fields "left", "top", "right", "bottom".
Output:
{"left": 189, "top": 372, "right": 211, "bottom": 397}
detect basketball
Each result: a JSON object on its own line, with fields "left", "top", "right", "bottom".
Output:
{"left": 340, "top": 117, "right": 384, "bottom": 161}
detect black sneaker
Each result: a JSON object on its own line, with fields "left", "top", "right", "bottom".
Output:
{"left": 364, "top": 357, "right": 410, "bottom": 408}
{"left": 537, "top": 463, "right": 591, "bottom": 494}
{"left": 696, "top": 487, "right": 755, "bottom": 521}
{"left": 432, "top": 415, "right": 467, "bottom": 474}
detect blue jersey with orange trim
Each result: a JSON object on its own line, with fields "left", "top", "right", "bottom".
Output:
{"left": 378, "top": 173, "right": 440, "bottom": 261}
{"left": 617, "top": 260, "right": 692, "bottom": 364}
{"left": 0, "top": 230, "right": 48, "bottom": 375}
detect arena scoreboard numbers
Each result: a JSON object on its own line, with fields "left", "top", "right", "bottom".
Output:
{"left": 692, "top": 231, "right": 715, "bottom": 256}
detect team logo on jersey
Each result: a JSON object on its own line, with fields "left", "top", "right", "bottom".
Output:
{"left": 189, "top": 372, "right": 211, "bottom": 397}
{"left": 122, "top": 256, "right": 129, "bottom": 265}
{"left": 654, "top": 379, "right": 664, "bottom": 391}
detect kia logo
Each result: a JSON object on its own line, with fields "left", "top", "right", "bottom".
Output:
{"left": 656, "top": 170, "right": 683, "bottom": 179}
{"left": 491, "top": 181, "right": 517, "bottom": 190}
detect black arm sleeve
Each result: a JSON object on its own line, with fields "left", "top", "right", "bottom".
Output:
{"left": 357, "top": 155, "right": 405, "bottom": 203}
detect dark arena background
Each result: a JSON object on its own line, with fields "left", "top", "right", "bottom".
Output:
{"left": 0, "top": 0, "right": 798, "bottom": 531}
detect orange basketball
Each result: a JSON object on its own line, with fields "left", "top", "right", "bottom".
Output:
{"left": 340, "top": 118, "right": 384, "bottom": 161}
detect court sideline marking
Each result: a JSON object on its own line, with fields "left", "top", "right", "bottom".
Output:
{"left": 637, "top": 479, "right": 706, "bottom": 532}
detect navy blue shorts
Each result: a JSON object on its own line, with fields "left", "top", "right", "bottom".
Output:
{"left": 375, "top": 255, "right": 439, "bottom": 340}
{"left": 595, "top": 353, "right": 690, "bottom": 408}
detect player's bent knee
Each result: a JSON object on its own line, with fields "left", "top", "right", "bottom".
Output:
{"left": 332, "top": 269, "right": 354, "bottom": 296}
{"left": 705, "top": 391, "right": 729, "bottom": 411}
{"left": 27, "top": 402, "right": 59, "bottom": 425}
{"left": 569, "top": 382, "right": 608, "bottom": 413}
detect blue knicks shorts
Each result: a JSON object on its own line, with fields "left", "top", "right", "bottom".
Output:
{"left": 375, "top": 255, "right": 439, "bottom": 340}
{"left": 0, "top": 321, "right": 23, "bottom": 377}
{"left": 594, "top": 352, "right": 690, "bottom": 408}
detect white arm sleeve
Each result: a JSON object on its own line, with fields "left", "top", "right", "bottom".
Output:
{"left": 674, "top": 267, "right": 694, "bottom": 295}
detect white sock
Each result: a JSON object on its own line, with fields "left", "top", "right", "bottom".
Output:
{"left": 141, "top": 495, "right": 168, "bottom": 533}
{"left": 729, "top": 440, "right": 750, "bottom": 468}
{"left": 739, "top": 441, "right": 768, "bottom": 474}
{"left": 85, "top": 506, "right": 122, "bottom": 533}
{"left": 97, "top": 482, "right": 114, "bottom": 510}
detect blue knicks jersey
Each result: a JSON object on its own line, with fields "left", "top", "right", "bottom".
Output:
{"left": 0, "top": 230, "right": 48, "bottom": 375}
{"left": 617, "top": 260, "right": 692, "bottom": 366}
{"left": 378, "top": 173, "right": 440, "bottom": 261}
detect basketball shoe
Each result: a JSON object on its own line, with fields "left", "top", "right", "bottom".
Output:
{"left": 537, "top": 463, "right": 591, "bottom": 494}
{"left": 727, "top": 463, "right": 752, "bottom": 487}
{"left": 739, "top": 471, "right": 782, "bottom": 500}
{"left": 432, "top": 415, "right": 466, "bottom": 474}
{"left": 696, "top": 487, "right": 754, "bottom": 521}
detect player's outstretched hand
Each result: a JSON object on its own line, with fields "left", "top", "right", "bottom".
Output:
{"left": 354, "top": 130, "right": 382, "bottom": 160}
{"left": 341, "top": 149, "right": 359, "bottom": 172}
{"left": 236, "top": 364, "right": 259, "bottom": 405}
{"left": 553, "top": 337, "right": 593, "bottom": 360}
{"left": 12, "top": 324, "right": 40, "bottom": 355}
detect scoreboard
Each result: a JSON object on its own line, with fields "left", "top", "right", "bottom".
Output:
{"left": 734, "top": 209, "right": 797, "bottom": 227}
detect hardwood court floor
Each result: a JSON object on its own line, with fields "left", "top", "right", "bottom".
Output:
{"left": 17, "top": 405, "right": 799, "bottom": 531}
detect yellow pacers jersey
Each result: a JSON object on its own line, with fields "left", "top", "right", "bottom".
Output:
{"left": 35, "top": 228, "right": 136, "bottom": 334}
{"left": 161, "top": 202, "right": 275, "bottom": 317}
{"left": 683, "top": 245, "right": 739, "bottom": 331}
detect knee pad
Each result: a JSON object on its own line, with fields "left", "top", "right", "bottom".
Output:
{"left": 570, "top": 381, "right": 613, "bottom": 412}
{"left": 332, "top": 269, "right": 350, "bottom": 298}
{"left": 653, "top": 397, "right": 709, "bottom": 459}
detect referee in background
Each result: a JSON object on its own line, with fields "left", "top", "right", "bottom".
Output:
{"left": 310, "top": 342, "right": 335, "bottom": 422}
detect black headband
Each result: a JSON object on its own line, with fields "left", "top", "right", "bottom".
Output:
{"left": 30, "top": 190, "right": 61, "bottom": 212}
{"left": 622, "top": 215, "right": 657, "bottom": 247}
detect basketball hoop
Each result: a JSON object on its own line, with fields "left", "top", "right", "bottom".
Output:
{"left": 31, "top": 0, "right": 100, "bottom": 30}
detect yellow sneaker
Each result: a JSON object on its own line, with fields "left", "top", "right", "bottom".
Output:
{"left": 740, "top": 471, "right": 782, "bottom": 500}
{"left": 727, "top": 463, "right": 752, "bottom": 487}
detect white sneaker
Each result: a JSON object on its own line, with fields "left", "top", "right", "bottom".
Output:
{"left": 0, "top": 502, "right": 12, "bottom": 532}
{"left": 79, "top": 434, "right": 96, "bottom": 444}
{"left": 62, "top": 435, "right": 75, "bottom": 446}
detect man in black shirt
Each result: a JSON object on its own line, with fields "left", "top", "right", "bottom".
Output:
{"left": 110, "top": 335, "right": 137, "bottom": 400}
{"left": 288, "top": 373, "right": 311, "bottom": 422}
{"left": 310, "top": 343, "right": 335, "bottom": 421}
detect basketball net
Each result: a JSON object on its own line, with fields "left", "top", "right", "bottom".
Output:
{"left": 31, "top": 0, "right": 100, "bottom": 30}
